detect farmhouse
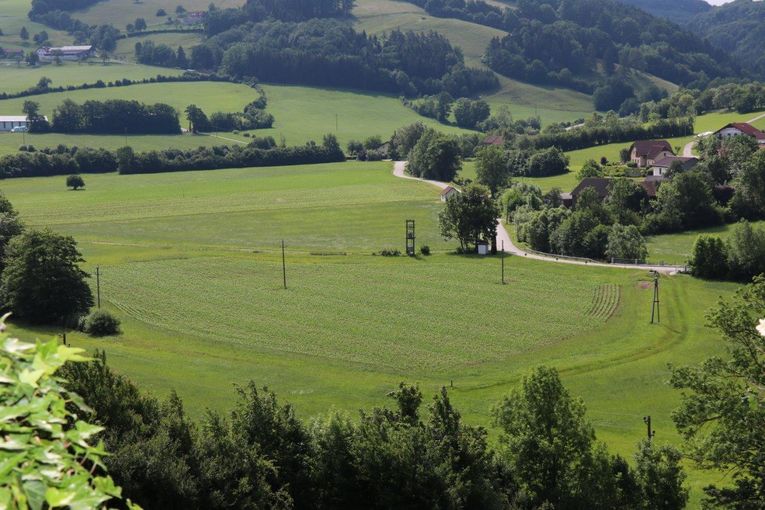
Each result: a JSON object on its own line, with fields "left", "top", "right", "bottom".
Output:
{"left": 0, "top": 116, "right": 46, "bottom": 132}
{"left": 180, "top": 11, "right": 206, "bottom": 25}
{"left": 640, "top": 175, "right": 664, "bottom": 199}
{"left": 480, "top": 134, "right": 504, "bottom": 146}
{"left": 562, "top": 177, "right": 610, "bottom": 207}
{"left": 713, "top": 122, "right": 765, "bottom": 146}
{"left": 629, "top": 140, "right": 674, "bottom": 168}
{"left": 0, "top": 48, "right": 23, "bottom": 60}
{"left": 36, "top": 45, "right": 94, "bottom": 62}
{"left": 440, "top": 186, "right": 458, "bottom": 202}
{"left": 650, "top": 156, "right": 698, "bottom": 177}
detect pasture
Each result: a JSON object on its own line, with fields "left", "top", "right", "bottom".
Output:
{"left": 646, "top": 220, "right": 765, "bottom": 265}
{"left": 0, "top": 0, "right": 71, "bottom": 50}
{"left": 1, "top": 160, "right": 737, "bottom": 503}
{"left": 74, "top": 0, "right": 244, "bottom": 27}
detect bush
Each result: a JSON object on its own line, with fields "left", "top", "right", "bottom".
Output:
{"left": 83, "top": 309, "right": 121, "bottom": 336}
{"left": 378, "top": 249, "right": 401, "bottom": 256}
{"left": 420, "top": 245, "right": 431, "bottom": 256}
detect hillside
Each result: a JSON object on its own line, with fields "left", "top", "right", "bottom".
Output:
{"left": 689, "top": 0, "right": 765, "bottom": 76}
{"left": 617, "top": 0, "right": 711, "bottom": 23}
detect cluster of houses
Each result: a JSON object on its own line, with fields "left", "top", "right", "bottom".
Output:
{"left": 561, "top": 121, "right": 765, "bottom": 207}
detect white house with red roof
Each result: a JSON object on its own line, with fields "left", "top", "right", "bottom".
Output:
{"left": 714, "top": 123, "right": 765, "bottom": 146}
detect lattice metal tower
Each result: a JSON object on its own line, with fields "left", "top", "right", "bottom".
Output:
{"left": 406, "top": 220, "right": 415, "bottom": 256}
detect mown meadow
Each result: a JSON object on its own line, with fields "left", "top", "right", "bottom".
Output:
{"left": 1, "top": 160, "right": 738, "bottom": 502}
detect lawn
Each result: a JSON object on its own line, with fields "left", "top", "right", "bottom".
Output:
{"left": 459, "top": 159, "right": 579, "bottom": 192}
{"left": 0, "top": 80, "right": 477, "bottom": 153}
{"left": 646, "top": 220, "right": 765, "bottom": 265}
{"left": 0, "top": 62, "right": 185, "bottom": 94}
{"left": 74, "top": 0, "right": 244, "bottom": 28}
{"left": 1, "top": 160, "right": 737, "bottom": 503}
{"left": 0, "top": 0, "right": 72, "bottom": 51}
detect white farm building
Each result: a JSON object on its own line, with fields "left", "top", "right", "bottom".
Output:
{"left": 36, "top": 45, "right": 94, "bottom": 62}
{"left": 0, "top": 116, "right": 32, "bottom": 132}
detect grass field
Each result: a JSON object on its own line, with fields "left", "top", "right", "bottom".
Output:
{"left": 459, "top": 159, "right": 579, "bottom": 192}
{"left": 113, "top": 32, "right": 203, "bottom": 60}
{"left": 646, "top": 220, "right": 765, "bottom": 265}
{"left": 0, "top": 80, "right": 476, "bottom": 153}
{"left": 0, "top": 0, "right": 71, "bottom": 51}
{"left": 0, "top": 62, "right": 185, "bottom": 94}
{"left": 1, "top": 159, "right": 737, "bottom": 503}
{"left": 74, "top": 0, "right": 244, "bottom": 28}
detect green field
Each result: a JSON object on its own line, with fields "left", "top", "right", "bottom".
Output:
{"left": 1, "top": 160, "right": 736, "bottom": 502}
{"left": 646, "top": 220, "right": 765, "bottom": 265}
{"left": 74, "top": 0, "right": 243, "bottom": 28}
{"left": 113, "top": 32, "right": 203, "bottom": 61}
{"left": 459, "top": 159, "right": 579, "bottom": 192}
{"left": 0, "top": 80, "right": 476, "bottom": 153}
{"left": 0, "top": 0, "right": 71, "bottom": 51}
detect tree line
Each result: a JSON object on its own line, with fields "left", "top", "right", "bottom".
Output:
{"left": 0, "top": 136, "right": 345, "bottom": 179}
{"left": 194, "top": 18, "right": 498, "bottom": 98}
{"left": 46, "top": 99, "right": 181, "bottom": 134}
{"left": 57, "top": 353, "right": 690, "bottom": 510}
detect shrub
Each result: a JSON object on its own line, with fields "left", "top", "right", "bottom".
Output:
{"left": 379, "top": 249, "right": 401, "bottom": 256}
{"left": 83, "top": 309, "right": 121, "bottom": 336}
{"left": 420, "top": 245, "right": 431, "bottom": 256}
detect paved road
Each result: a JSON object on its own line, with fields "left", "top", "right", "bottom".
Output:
{"left": 393, "top": 161, "right": 683, "bottom": 273}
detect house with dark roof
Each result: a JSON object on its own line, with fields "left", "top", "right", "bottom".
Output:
{"left": 480, "top": 135, "right": 504, "bottom": 146}
{"left": 714, "top": 123, "right": 765, "bottom": 146}
{"left": 440, "top": 186, "right": 458, "bottom": 202}
{"left": 561, "top": 177, "right": 611, "bottom": 207}
{"left": 650, "top": 156, "right": 698, "bottom": 177}
{"left": 629, "top": 140, "right": 674, "bottom": 168}
{"left": 640, "top": 175, "right": 665, "bottom": 199}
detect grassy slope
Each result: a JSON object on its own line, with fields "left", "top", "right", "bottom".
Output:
{"left": 1, "top": 160, "right": 735, "bottom": 502}
{"left": 353, "top": 0, "right": 594, "bottom": 125}
{"left": 646, "top": 220, "right": 765, "bottom": 265}
{"left": 0, "top": 80, "right": 475, "bottom": 153}
{"left": 75, "top": 0, "right": 243, "bottom": 27}
{"left": 0, "top": 0, "right": 71, "bottom": 51}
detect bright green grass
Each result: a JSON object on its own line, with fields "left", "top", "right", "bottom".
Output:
{"left": 0, "top": 62, "right": 185, "bottom": 94}
{"left": 0, "top": 160, "right": 737, "bottom": 503}
{"left": 646, "top": 220, "right": 765, "bottom": 265}
{"left": 75, "top": 0, "right": 243, "bottom": 27}
{"left": 0, "top": 0, "right": 72, "bottom": 50}
{"left": 459, "top": 159, "right": 579, "bottom": 192}
{"left": 0, "top": 81, "right": 258, "bottom": 119}
{"left": 0, "top": 80, "right": 475, "bottom": 153}
{"left": 113, "top": 32, "right": 203, "bottom": 60}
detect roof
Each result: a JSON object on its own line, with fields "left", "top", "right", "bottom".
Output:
{"left": 715, "top": 122, "right": 765, "bottom": 141}
{"left": 0, "top": 116, "right": 29, "bottom": 122}
{"left": 39, "top": 45, "right": 93, "bottom": 53}
{"left": 631, "top": 140, "right": 673, "bottom": 159}
{"left": 481, "top": 135, "right": 504, "bottom": 146}
{"left": 572, "top": 177, "right": 610, "bottom": 199}
{"left": 640, "top": 178, "right": 663, "bottom": 198}
{"left": 651, "top": 156, "right": 698, "bottom": 169}
{"left": 440, "top": 186, "right": 457, "bottom": 196}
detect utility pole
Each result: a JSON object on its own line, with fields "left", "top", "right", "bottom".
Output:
{"left": 643, "top": 415, "right": 656, "bottom": 442}
{"left": 281, "top": 240, "right": 287, "bottom": 290}
{"left": 96, "top": 265, "right": 101, "bottom": 309}
{"left": 501, "top": 240, "right": 505, "bottom": 285}
{"left": 650, "top": 271, "right": 660, "bottom": 324}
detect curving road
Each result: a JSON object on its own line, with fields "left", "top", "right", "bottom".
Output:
{"left": 683, "top": 111, "right": 765, "bottom": 157}
{"left": 393, "top": 161, "right": 683, "bottom": 273}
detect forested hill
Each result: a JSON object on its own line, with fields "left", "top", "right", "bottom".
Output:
{"left": 689, "top": 0, "right": 765, "bottom": 77}
{"left": 616, "top": 0, "right": 711, "bottom": 23}
{"left": 403, "top": 0, "right": 741, "bottom": 109}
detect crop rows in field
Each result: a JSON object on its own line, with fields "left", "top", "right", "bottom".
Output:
{"left": 100, "top": 255, "right": 603, "bottom": 373}
{"left": 586, "top": 284, "right": 621, "bottom": 321}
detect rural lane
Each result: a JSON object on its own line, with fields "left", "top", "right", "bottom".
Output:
{"left": 392, "top": 161, "right": 683, "bottom": 273}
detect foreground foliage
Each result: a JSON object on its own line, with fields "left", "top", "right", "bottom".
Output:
{"left": 0, "top": 318, "right": 137, "bottom": 509}
{"left": 671, "top": 276, "right": 765, "bottom": 508}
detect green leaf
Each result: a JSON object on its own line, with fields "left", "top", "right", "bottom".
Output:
{"left": 45, "top": 487, "right": 75, "bottom": 508}
{"left": 23, "top": 480, "right": 45, "bottom": 510}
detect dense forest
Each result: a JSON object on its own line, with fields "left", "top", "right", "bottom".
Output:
{"left": 192, "top": 18, "right": 497, "bottom": 97}
{"left": 688, "top": 0, "right": 765, "bottom": 77}
{"left": 617, "top": 0, "right": 710, "bottom": 23}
